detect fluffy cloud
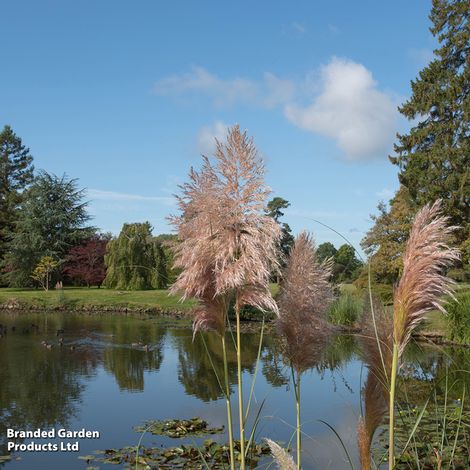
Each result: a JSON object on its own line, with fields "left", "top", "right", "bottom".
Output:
{"left": 154, "top": 67, "right": 294, "bottom": 108}
{"left": 196, "top": 121, "right": 229, "bottom": 155}
{"left": 284, "top": 58, "right": 398, "bottom": 160}
{"left": 155, "top": 59, "right": 398, "bottom": 161}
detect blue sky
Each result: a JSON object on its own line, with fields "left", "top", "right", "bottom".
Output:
{"left": 1, "top": 0, "right": 436, "bottom": 253}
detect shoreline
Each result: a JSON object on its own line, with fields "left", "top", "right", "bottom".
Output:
{"left": 1, "top": 303, "right": 467, "bottom": 348}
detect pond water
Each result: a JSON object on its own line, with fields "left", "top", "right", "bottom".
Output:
{"left": 0, "top": 311, "right": 468, "bottom": 469}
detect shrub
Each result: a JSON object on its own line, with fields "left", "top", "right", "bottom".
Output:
{"left": 447, "top": 291, "right": 470, "bottom": 345}
{"left": 327, "top": 291, "right": 363, "bottom": 326}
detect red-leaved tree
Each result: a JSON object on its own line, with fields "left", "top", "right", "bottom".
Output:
{"left": 63, "top": 234, "right": 110, "bottom": 287}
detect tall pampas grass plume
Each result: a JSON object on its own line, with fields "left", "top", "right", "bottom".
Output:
{"left": 388, "top": 199, "right": 460, "bottom": 469}
{"left": 393, "top": 199, "right": 460, "bottom": 356}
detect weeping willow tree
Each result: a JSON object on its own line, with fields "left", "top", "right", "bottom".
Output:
{"left": 104, "top": 222, "right": 167, "bottom": 290}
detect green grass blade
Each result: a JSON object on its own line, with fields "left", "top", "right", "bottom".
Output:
{"left": 317, "top": 419, "right": 355, "bottom": 470}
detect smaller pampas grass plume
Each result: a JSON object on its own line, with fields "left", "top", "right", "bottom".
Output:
{"left": 388, "top": 199, "right": 460, "bottom": 469}
{"left": 277, "top": 231, "right": 334, "bottom": 470}
{"left": 265, "top": 439, "right": 296, "bottom": 470}
{"left": 393, "top": 200, "right": 460, "bottom": 356}
{"left": 277, "top": 231, "right": 335, "bottom": 373}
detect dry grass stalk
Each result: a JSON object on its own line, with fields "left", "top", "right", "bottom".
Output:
{"left": 277, "top": 231, "right": 335, "bottom": 373}
{"left": 265, "top": 439, "right": 296, "bottom": 470}
{"left": 393, "top": 199, "right": 460, "bottom": 356}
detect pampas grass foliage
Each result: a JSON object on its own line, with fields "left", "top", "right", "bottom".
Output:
{"left": 276, "top": 231, "right": 334, "bottom": 470}
{"left": 170, "top": 125, "right": 281, "bottom": 470}
{"left": 265, "top": 439, "right": 296, "bottom": 470}
{"left": 387, "top": 200, "right": 460, "bottom": 469}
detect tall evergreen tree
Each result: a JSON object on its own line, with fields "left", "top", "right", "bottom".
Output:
{"left": 390, "top": 0, "right": 470, "bottom": 244}
{"left": 3, "top": 172, "right": 93, "bottom": 286}
{"left": 266, "top": 197, "right": 294, "bottom": 260}
{"left": 0, "top": 125, "right": 34, "bottom": 269}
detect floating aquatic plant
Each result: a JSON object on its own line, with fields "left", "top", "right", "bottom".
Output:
{"left": 133, "top": 417, "right": 224, "bottom": 438}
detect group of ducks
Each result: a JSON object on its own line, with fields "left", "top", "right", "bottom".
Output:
{"left": 40, "top": 328, "right": 77, "bottom": 351}
{"left": 1, "top": 323, "right": 152, "bottom": 352}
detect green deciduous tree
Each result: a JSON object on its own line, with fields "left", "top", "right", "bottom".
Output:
{"left": 316, "top": 242, "right": 337, "bottom": 264}
{"left": 103, "top": 222, "right": 167, "bottom": 290}
{"left": 361, "top": 186, "right": 416, "bottom": 283}
{"left": 3, "top": 172, "right": 93, "bottom": 286}
{"left": 0, "top": 125, "right": 34, "bottom": 271}
{"left": 31, "top": 256, "right": 59, "bottom": 291}
{"left": 389, "top": 0, "right": 470, "bottom": 246}
{"left": 334, "top": 244, "right": 362, "bottom": 283}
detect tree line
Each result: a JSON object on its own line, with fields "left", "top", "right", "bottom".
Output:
{"left": 0, "top": 126, "right": 170, "bottom": 290}
{"left": 0, "top": 125, "right": 362, "bottom": 291}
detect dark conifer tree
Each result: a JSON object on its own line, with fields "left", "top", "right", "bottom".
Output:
{"left": 390, "top": 0, "right": 470, "bottom": 244}
{"left": 0, "top": 125, "right": 34, "bottom": 270}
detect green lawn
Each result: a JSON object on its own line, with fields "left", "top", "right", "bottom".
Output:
{"left": 0, "top": 287, "right": 197, "bottom": 312}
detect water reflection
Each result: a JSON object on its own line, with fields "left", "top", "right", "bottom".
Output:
{"left": 0, "top": 311, "right": 468, "bottom": 469}
{"left": 102, "top": 320, "right": 166, "bottom": 392}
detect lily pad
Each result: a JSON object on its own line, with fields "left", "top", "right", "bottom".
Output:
{"left": 93, "top": 439, "right": 270, "bottom": 469}
{"left": 134, "top": 417, "right": 224, "bottom": 438}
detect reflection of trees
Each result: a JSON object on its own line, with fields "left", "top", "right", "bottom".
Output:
{"left": 173, "top": 329, "right": 280, "bottom": 402}
{"left": 103, "top": 320, "right": 165, "bottom": 392}
{"left": 261, "top": 335, "right": 289, "bottom": 388}
{"left": 0, "top": 314, "right": 99, "bottom": 458}
{"left": 400, "top": 345, "right": 470, "bottom": 402}
{"left": 171, "top": 329, "right": 358, "bottom": 401}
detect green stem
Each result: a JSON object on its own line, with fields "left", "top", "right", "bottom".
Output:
{"left": 296, "top": 370, "right": 301, "bottom": 470}
{"left": 389, "top": 343, "right": 399, "bottom": 470}
{"left": 236, "top": 302, "right": 245, "bottom": 470}
{"left": 222, "top": 334, "right": 235, "bottom": 470}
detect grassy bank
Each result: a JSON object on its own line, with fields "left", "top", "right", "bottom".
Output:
{"left": 0, "top": 287, "right": 197, "bottom": 313}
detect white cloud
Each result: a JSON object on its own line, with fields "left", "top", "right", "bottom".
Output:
{"left": 154, "top": 67, "right": 294, "bottom": 108}
{"left": 87, "top": 189, "right": 173, "bottom": 205}
{"left": 284, "top": 57, "right": 398, "bottom": 160}
{"left": 196, "top": 121, "right": 229, "bottom": 155}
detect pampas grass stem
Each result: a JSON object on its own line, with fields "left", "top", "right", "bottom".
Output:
{"left": 236, "top": 302, "right": 246, "bottom": 469}
{"left": 221, "top": 334, "right": 235, "bottom": 470}
{"left": 388, "top": 343, "right": 399, "bottom": 469}
{"left": 296, "top": 371, "right": 301, "bottom": 470}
